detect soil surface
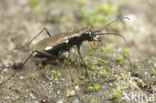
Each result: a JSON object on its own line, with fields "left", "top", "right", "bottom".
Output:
{"left": 0, "top": 0, "right": 156, "bottom": 103}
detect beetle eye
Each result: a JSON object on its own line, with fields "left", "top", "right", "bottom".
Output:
{"left": 88, "top": 32, "right": 91, "bottom": 35}
{"left": 87, "top": 32, "right": 91, "bottom": 36}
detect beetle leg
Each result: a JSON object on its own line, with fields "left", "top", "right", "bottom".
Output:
{"left": 0, "top": 53, "right": 34, "bottom": 86}
{"left": 35, "top": 51, "right": 53, "bottom": 57}
{"left": 18, "top": 51, "right": 58, "bottom": 69}
{"left": 77, "top": 45, "right": 93, "bottom": 84}
{"left": 35, "top": 51, "right": 59, "bottom": 60}
{"left": 44, "top": 28, "right": 51, "bottom": 37}
{"left": 21, "top": 52, "right": 34, "bottom": 67}
{"left": 17, "top": 51, "right": 53, "bottom": 68}
{"left": 27, "top": 28, "right": 51, "bottom": 47}
{"left": 66, "top": 51, "right": 74, "bottom": 83}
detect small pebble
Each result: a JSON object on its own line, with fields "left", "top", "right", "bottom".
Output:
{"left": 19, "top": 76, "right": 24, "bottom": 80}
{"left": 66, "top": 90, "right": 75, "bottom": 97}
{"left": 3, "top": 68, "right": 8, "bottom": 73}
{"left": 30, "top": 93, "right": 36, "bottom": 99}
{"left": 154, "top": 63, "right": 156, "bottom": 68}
{"left": 57, "top": 91, "right": 60, "bottom": 94}
{"left": 75, "top": 86, "right": 80, "bottom": 90}
{"left": 72, "top": 98, "right": 79, "bottom": 103}
{"left": 57, "top": 100, "right": 63, "bottom": 103}
{"left": 2, "top": 59, "right": 13, "bottom": 68}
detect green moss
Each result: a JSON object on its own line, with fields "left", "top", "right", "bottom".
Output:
{"left": 101, "top": 45, "right": 107, "bottom": 52}
{"left": 73, "top": 51, "right": 78, "bottom": 56}
{"left": 80, "top": 3, "right": 116, "bottom": 27}
{"left": 80, "top": 76, "right": 85, "bottom": 80}
{"left": 29, "top": 0, "right": 38, "bottom": 7}
{"left": 58, "top": 77, "right": 62, "bottom": 82}
{"left": 98, "top": 59, "right": 105, "bottom": 66}
{"left": 89, "top": 84, "right": 100, "bottom": 91}
{"left": 93, "top": 73, "right": 96, "bottom": 76}
{"left": 108, "top": 88, "right": 111, "bottom": 91}
{"left": 93, "top": 79, "right": 97, "bottom": 82}
{"left": 34, "top": 5, "right": 41, "bottom": 13}
{"left": 63, "top": 100, "right": 67, "bottom": 103}
{"left": 89, "top": 100, "right": 94, "bottom": 103}
{"left": 120, "top": 73, "right": 124, "bottom": 76}
{"left": 109, "top": 37, "right": 116, "bottom": 43}
{"left": 85, "top": 79, "right": 90, "bottom": 83}
{"left": 106, "top": 67, "right": 110, "bottom": 71}
{"left": 101, "top": 47, "right": 106, "bottom": 52}
{"left": 89, "top": 86, "right": 94, "bottom": 91}
{"left": 64, "top": 59, "right": 67, "bottom": 65}
{"left": 107, "top": 47, "right": 112, "bottom": 52}
{"left": 51, "top": 70, "right": 57, "bottom": 76}
{"left": 85, "top": 62, "right": 97, "bottom": 71}
{"left": 90, "top": 66, "right": 97, "bottom": 71}
{"left": 51, "top": 70, "right": 62, "bottom": 82}
{"left": 99, "top": 70, "right": 108, "bottom": 77}
{"left": 64, "top": 59, "right": 71, "bottom": 65}
{"left": 112, "top": 88, "right": 121, "bottom": 103}
{"left": 121, "top": 84, "right": 125, "bottom": 87}
{"left": 57, "top": 72, "right": 62, "bottom": 77}
{"left": 123, "top": 48, "right": 129, "bottom": 57}
{"left": 93, "top": 15, "right": 107, "bottom": 27}
{"left": 94, "top": 84, "right": 100, "bottom": 91}
{"left": 95, "top": 4, "right": 116, "bottom": 15}
{"left": 117, "top": 23, "right": 124, "bottom": 30}
{"left": 151, "top": 56, "right": 156, "bottom": 60}
{"left": 29, "top": 0, "right": 41, "bottom": 13}
{"left": 85, "top": 61, "right": 90, "bottom": 67}
{"left": 89, "top": 97, "right": 97, "bottom": 103}
{"left": 116, "top": 57, "right": 124, "bottom": 65}
{"left": 108, "top": 22, "right": 124, "bottom": 30}
{"left": 4, "top": 48, "right": 9, "bottom": 53}
{"left": 65, "top": 89, "right": 68, "bottom": 93}
{"left": 89, "top": 51, "right": 95, "bottom": 56}
{"left": 76, "top": 0, "right": 86, "bottom": 6}
{"left": 59, "top": 16, "right": 69, "bottom": 24}
{"left": 94, "top": 96, "right": 98, "bottom": 101}
{"left": 152, "top": 71, "right": 156, "bottom": 76}
{"left": 74, "top": 80, "right": 78, "bottom": 85}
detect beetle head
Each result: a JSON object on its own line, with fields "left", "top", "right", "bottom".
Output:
{"left": 84, "top": 25, "right": 126, "bottom": 48}
{"left": 86, "top": 17, "right": 129, "bottom": 43}
{"left": 83, "top": 26, "right": 101, "bottom": 42}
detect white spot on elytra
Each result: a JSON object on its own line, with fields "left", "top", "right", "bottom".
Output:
{"left": 87, "top": 32, "right": 91, "bottom": 35}
{"left": 33, "top": 52, "right": 37, "bottom": 56}
{"left": 65, "top": 39, "right": 69, "bottom": 43}
{"left": 45, "top": 46, "right": 53, "bottom": 50}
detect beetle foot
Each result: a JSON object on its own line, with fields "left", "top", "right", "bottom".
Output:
{"left": 84, "top": 72, "right": 94, "bottom": 86}
{"left": 12, "top": 62, "right": 23, "bottom": 70}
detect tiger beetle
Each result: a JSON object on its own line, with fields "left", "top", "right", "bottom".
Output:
{"left": 1, "top": 17, "right": 129, "bottom": 85}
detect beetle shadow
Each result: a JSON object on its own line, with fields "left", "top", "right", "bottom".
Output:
{"left": 32, "top": 55, "right": 67, "bottom": 67}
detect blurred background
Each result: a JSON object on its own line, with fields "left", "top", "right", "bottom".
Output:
{"left": 0, "top": 0, "right": 156, "bottom": 103}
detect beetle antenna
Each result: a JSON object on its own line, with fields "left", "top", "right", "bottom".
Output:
{"left": 96, "top": 17, "right": 130, "bottom": 32}
{"left": 26, "top": 28, "right": 51, "bottom": 47}
{"left": 97, "top": 32, "right": 126, "bottom": 42}
{"left": 104, "top": 17, "right": 130, "bottom": 28}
